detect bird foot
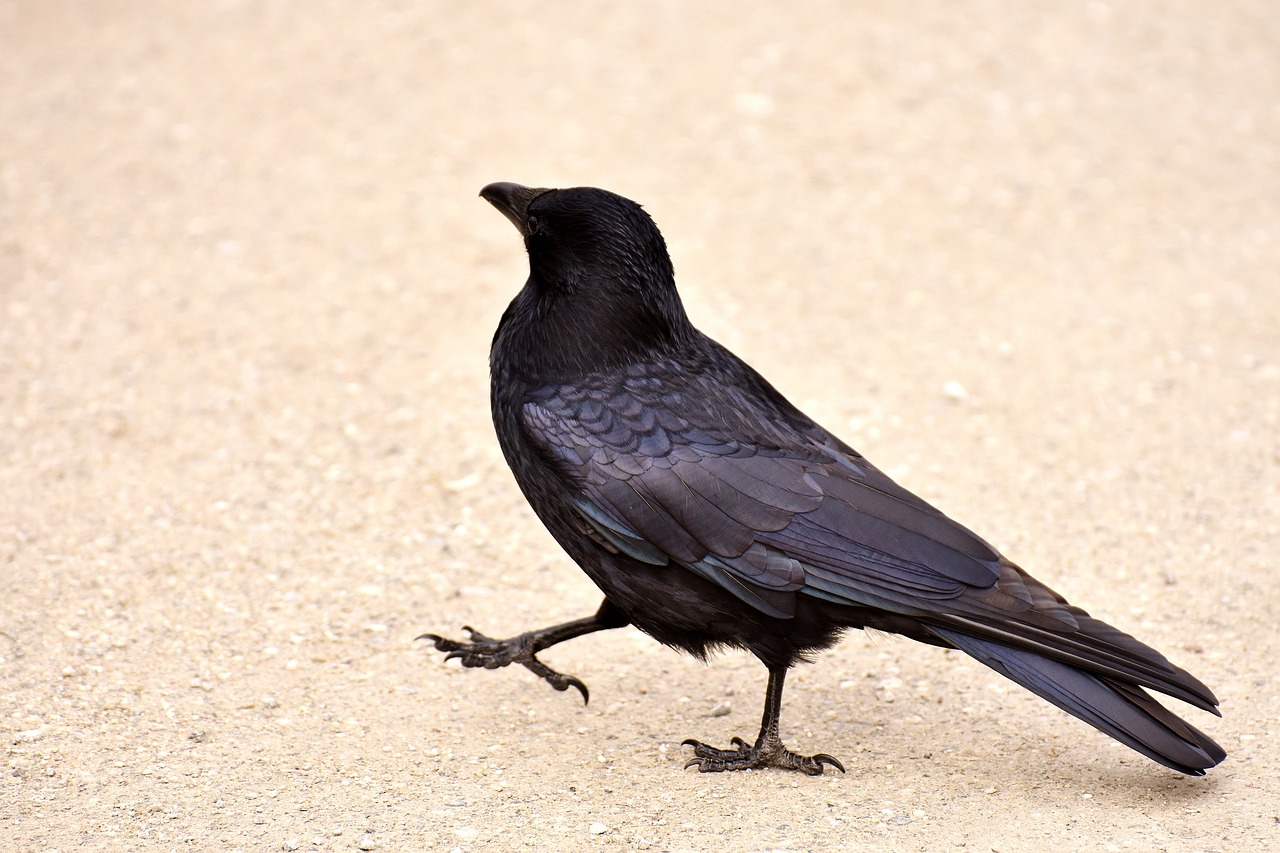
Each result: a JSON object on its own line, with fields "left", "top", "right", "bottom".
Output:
{"left": 418, "top": 626, "right": 589, "bottom": 703}
{"left": 683, "top": 735, "right": 845, "bottom": 776}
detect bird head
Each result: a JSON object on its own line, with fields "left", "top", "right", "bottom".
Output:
{"left": 481, "top": 182, "right": 693, "bottom": 374}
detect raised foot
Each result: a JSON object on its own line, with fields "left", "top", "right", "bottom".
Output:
{"left": 683, "top": 735, "right": 845, "bottom": 776}
{"left": 418, "top": 626, "right": 589, "bottom": 703}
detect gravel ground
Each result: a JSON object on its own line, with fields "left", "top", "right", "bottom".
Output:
{"left": 2, "top": 2, "right": 1277, "bottom": 850}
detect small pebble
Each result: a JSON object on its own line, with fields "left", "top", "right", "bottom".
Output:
{"left": 589, "top": 822, "right": 608, "bottom": 835}
{"left": 708, "top": 701, "right": 731, "bottom": 717}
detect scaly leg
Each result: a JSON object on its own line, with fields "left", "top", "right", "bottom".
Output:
{"left": 420, "top": 599, "right": 628, "bottom": 704}
{"left": 684, "top": 666, "right": 845, "bottom": 775}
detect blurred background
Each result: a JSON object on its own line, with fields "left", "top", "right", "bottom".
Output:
{"left": 2, "top": 2, "right": 1276, "bottom": 850}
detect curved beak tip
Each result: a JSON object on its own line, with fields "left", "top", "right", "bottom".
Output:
{"left": 480, "top": 182, "right": 544, "bottom": 233}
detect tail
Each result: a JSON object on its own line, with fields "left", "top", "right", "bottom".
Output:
{"left": 930, "top": 626, "right": 1226, "bottom": 775}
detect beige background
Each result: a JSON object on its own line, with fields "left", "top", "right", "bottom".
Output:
{"left": 3, "top": 1, "right": 1277, "bottom": 850}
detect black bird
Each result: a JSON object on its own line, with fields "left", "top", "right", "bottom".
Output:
{"left": 424, "top": 182, "right": 1225, "bottom": 776}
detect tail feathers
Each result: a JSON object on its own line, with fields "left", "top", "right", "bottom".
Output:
{"left": 931, "top": 627, "right": 1227, "bottom": 775}
{"left": 939, "top": 611, "right": 1220, "bottom": 714}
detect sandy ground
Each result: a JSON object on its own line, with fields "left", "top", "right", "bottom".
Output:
{"left": 2, "top": 1, "right": 1278, "bottom": 850}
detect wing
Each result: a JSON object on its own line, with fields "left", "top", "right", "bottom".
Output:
{"left": 521, "top": 359, "right": 1003, "bottom": 622}
{"left": 521, "top": 357, "right": 1218, "bottom": 714}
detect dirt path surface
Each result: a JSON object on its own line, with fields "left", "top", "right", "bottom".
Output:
{"left": 3, "top": 2, "right": 1277, "bottom": 850}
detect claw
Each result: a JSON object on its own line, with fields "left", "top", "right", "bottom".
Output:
{"left": 416, "top": 632, "right": 451, "bottom": 649}
{"left": 422, "top": 624, "right": 592, "bottom": 703}
{"left": 557, "top": 674, "right": 589, "bottom": 705}
{"left": 680, "top": 734, "right": 843, "bottom": 775}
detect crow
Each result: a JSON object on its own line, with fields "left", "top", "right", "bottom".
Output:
{"left": 423, "top": 182, "right": 1225, "bottom": 776}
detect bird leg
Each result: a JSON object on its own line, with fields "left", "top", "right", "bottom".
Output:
{"left": 683, "top": 667, "right": 845, "bottom": 775}
{"left": 420, "top": 599, "right": 628, "bottom": 705}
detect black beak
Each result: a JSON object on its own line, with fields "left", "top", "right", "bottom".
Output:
{"left": 480, "top": 182, "right": 548, "bottom": 234}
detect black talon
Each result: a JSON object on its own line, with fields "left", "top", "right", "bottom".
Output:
{"left": 560, "top": 674, "right": 590, "bottom": 705}
{"left": 420, "top": 616, "right": 609, "bottom": 704}
{"left": 678, "top": 669, "right": 845, "bottom": 775}
{"left": 681, "top": 734, "right": 844, "bottom": 775}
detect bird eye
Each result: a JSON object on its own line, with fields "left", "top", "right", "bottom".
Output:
{"left": 525, "top": 215, "right": 541, "bottom": 236}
